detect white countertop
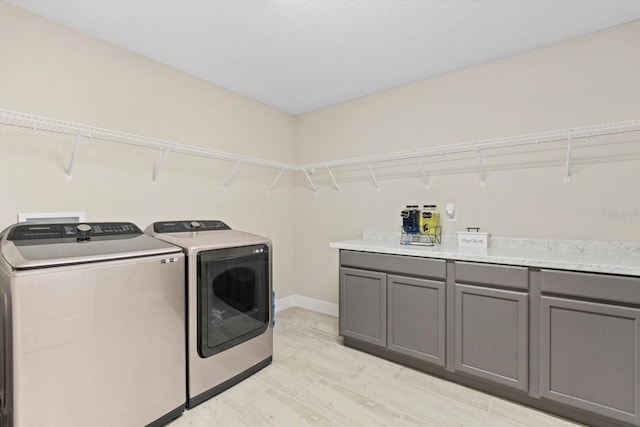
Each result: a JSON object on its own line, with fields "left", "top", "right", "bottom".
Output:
{"left": 330, "top": 232, "right": 640, "bottom": 277}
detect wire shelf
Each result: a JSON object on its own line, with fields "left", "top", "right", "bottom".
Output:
{"left": 0, "top": 109, "right": 300, "bottom": 172}
{"left": 2, "top": 108, "right": 638, "bottom": 190}
{"left": 301, "top": 119, "right": 640, "bottom": 170}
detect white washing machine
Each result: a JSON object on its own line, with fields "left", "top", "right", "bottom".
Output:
{"left": 0, "top": 222, "right": 186, "bottom": 427}
{"left": 145, "top": 220, "right": 272, "bottom": 408}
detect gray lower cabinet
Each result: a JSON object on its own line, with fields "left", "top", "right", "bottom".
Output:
{"left": 454, "top": 283, "right": 529, "bottom": 391}
{"left": 540, "top": 296, "right": 640, "bottom": 425}
{"left": 339, "top": 267, "right": 387, "bottom": 347}
{"left": 338, "top": 251, "right": 640, "bottom": 426}
{"left": 387, "top": 275, "right": 446, "bottom": 366}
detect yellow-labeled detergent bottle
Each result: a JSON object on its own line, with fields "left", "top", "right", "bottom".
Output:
{"left": 420, "top": 205, "right": 440, "bottom": 235}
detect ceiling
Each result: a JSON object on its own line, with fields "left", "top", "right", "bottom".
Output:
{"left": 6, "top": 0, "right": 640, "bottom": 115}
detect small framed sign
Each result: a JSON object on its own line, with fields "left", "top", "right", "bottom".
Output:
{"left": 457, "top": 230, "right": 489, "bottom": 249}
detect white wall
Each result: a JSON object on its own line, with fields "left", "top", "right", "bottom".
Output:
{"left": 0, "top": 2, "right": 297, "bottom": 298}
{"left": 294, "top": 19, "right": 640, "bottom": 304}
{"left": 1, "top": 2, "right": 639, "bottom": 308}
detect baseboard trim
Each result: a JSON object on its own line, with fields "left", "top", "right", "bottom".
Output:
{"left": 294, "top": 295, "right": 339, "bottom": 317}
{"left": 275, "top": 294, "right": 338, "bottom": 317}
{"left": 274, "top": 294, "right": 296, "bottom": 312}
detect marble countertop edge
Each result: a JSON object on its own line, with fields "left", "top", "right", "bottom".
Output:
{"left": 329, "top": 238, "right": 640, "bottom": 277}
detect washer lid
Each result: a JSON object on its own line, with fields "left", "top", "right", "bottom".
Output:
{"left": 1, "top": 222, "right": 182, "bottom": 269}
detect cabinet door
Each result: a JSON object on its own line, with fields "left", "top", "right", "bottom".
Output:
{"left": 540, "top": 296, "right": 640, "bottom": 425}
{"left": 339, "top": 267, "right": 387, "bottom": 347}
{"left": 387, "top": 275, "right": 445, "bottom": 366}
{"left": 454, "top": 284, "right": 528, "bottom": 391}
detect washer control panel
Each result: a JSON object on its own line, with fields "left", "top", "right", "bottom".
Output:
{"left": 7, "top": 222, "right": 141, "bottom": 241}
{"left": 153, "top": 220, "right": 231, "bottom": 233}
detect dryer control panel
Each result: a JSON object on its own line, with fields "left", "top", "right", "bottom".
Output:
{"left": 7, "top": 222, "right": 142, "bottom": 241}
{"left": 153, "top": 220, "right": 231, "bottom": 233}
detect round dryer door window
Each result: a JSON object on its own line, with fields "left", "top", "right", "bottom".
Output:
{"left": 196, "top": 244, "right": 269, "bottom": 358}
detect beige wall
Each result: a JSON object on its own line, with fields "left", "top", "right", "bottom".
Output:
{"left": 0, "top": 2, "right": 297, "bottom": 298}
{"left": 294, "top": 19, "right": 640, "bottom": 304}
{"left": 1, "top": 2, "right": 639, "bottom": 307}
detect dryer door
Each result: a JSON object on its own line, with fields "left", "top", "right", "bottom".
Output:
{"left": 197, "top": 244, "right": 269, "bottom": 358}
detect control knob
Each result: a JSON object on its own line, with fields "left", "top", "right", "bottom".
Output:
{"left": 76, "top": 224, "right": 92, "bottom": 242}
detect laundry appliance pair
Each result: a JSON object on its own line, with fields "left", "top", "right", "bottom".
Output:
{"left": 0, "top": 219, "right": 272, "bottom": 427}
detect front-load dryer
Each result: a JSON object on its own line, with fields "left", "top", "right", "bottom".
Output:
{"left": 145, "top": 220, "right": 272, "bottom": 408}
{"left": 0, "top": 222, "right": 186, "bottom": 427}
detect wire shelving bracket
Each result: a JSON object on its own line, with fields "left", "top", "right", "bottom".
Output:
{"left": 418, "top": 158, "right": 430, "bottom": 190}
{"left": 152, "top": 147, "right": 171, "bottom": 186}
{"left": 222, "top": 160, "right": 242, "bottom": 190}
{"left": 564, "top": 130, "right": 574, "bottom": 183}
{"left": 65, "top": 129, "right": 82, "bottom": 181}
{"left": 475, "top": 147, "right": 486, "bottom": 187}
{"left": 367, "top": 161, "right": 380, "bottom": 191}
{"left": 326, "top": 165, "right": 341, "bottom": 192}
{"left": 302, "top": 168, "right": 318, "bottom": 193}
{"left": 268, "top": 167, "right": 286, "bottom": 193}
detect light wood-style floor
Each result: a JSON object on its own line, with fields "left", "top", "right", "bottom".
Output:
{"left": 169, "top": 307, "right": 582, "bottom": 426}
